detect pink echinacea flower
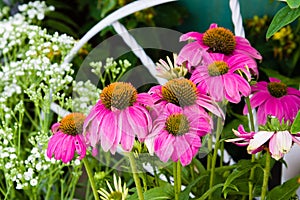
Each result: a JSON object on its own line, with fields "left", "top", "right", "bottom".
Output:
{"left": 243, "top": 77, "right": 300, "bottom": 125}
{"left": 83, "top": 82, "right": 153, "bottom": 154}
{"left": 145, "top": 104, "right": 211, "bottom": 166}
{"left": 47, "top": 113, "right": 87, "bottom": 163}
{"left": 190, "top": 53, "right": 252, "bottom": 103}
{"left": 177, "top": 23, "right": 262, "bottom": 73}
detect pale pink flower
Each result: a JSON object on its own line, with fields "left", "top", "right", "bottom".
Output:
{"left": 227, "top": 125, "right": 300, "bottom": 160}
{"left": 47, "top": 113, "right": 87, "bottom": 163}
{"left": 83, "top": 82, "right": 153, "bottom": 155}
{"left": 243, "top": 77, "right": 300, "bottom": 125}
{"left": 145, "top": 104, "right": 211, "bottom": 166}
{"left": 190, "top": 53, "right": 251, "bottom": 103}
{"left": 177, "top": 23, "right": 262, "bottom": 73}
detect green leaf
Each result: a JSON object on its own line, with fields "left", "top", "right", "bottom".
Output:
{"left": 179, "top": 174, "right": 209, "bottom": 200}
{"left": 196, "top": 183, "right": 224, "bottom": 200}
{"left": 291, "top": 110, "right": 300, "bottom": 134}
{"left": 127, "top": 184, "right": 174, "bottom": 200}
{"left": 223, "top": 184, "right": 239, "bottom": 199}
{"left": 42, "top": 19, "right": 78, "bottom": 38}
{"left": 100, "top": 0, "right": 117, "bottom": 18}
{"left": 287, "top": 0, "right": 300, "bottom": 9}
{"left": 266, "top": 175, "right": 300, "bottom": 200}
{"left": 222, "top": 160, "right": 257, "bottom": 192}
{"left": 46, "top": 11, "right": 80, "bottom": 29}
{"left": 266, "top": 6, "right": 300, "bottom": 39}
{"left": 144, "top": 184, "right": 174, "bottom": 200}
{"left": 259, "top": 67, "right": 300, "bottom": 86}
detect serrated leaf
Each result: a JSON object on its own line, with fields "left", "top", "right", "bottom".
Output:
{"left": 287, "top": 0, "right": 300, "bottom": 9}
{"left": 266, "top": 6, "right": 300, "bottom": 39}
{"left": 266, "top": 175, "right": 300, "bottom": 200}
{"left": 291, "top": 110, "right": 300, "bottom": 134}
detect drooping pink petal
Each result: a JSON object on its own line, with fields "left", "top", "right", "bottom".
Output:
{"left": 47, "top": 132, "right": 65, "bottom": 159}
{"left": 54, "top": 133, "right": 69, "bottom": 161}
{"left": 177, "top": 42, "right": 205, "bottom": 67}
{"left": 154, "top": 132, "right": 175, "bottom": 162}
{"left": 83, "top": 102, "right": 105, "bottom": 131}
{"left": 276, "top": 131, "right": 292, "bottom": 155}
{"left": 51, "top": 123, "right": 60, "bottom": 134}
{"left": 207, "top": 76, "right": 224, "bottom": 102}
{"left": 224, "top": 75, "right": 240, "bottom": 103}
{"left": 75, "top": 135, "right": 87, "bottom": 160}
{"left": 100, "top": 112, "right": 117, "bottom": 152}
{"left": 171, "top": 136, "right": 190, "bottom": 163}
{"left": 62, "top": 136, "right": 75, "bottom": 163}
{"left": 269, "top": 134, "right": 283, "bottom": 160}
{"left": 234, "top": 36, "right": 262, "bottom": 60}
{"left": 120, "top": 133, "right": 135, "bottom": 152}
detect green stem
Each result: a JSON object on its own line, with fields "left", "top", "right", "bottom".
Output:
{"left": 245, "top": 96, "right": 255, "bottom": 132}
{"left": 207, "top": 133, "right": 212, "bottom": 170}
{"left": 248, "top": 155, "right": 256, "bottom": 200}
{"left": 220, "top": 141, "right": 224, "bottom": 167}
{"left": 209, "top": 117, "right": 223, "bottom": 200}
{"left": 261, "top": 151, "right": 271, "bottom": 200}
{"left": 176, "top": 161, "right": 182, "bottom": 196}
{"left": 128, "top": 153, "right": 144, "bottom": 200}
{"left": 245, "top": 96, "right": 256, "bottom": 200}
{"left": 173, "top": 162, "right": 180, "bottom": 200}
{"left": 82, "top": 158, "right": 99, "bottom": 200}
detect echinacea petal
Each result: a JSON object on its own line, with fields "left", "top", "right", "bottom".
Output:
{"left": 247, "top": 131, "right": 274, "bottom": 153}
{"left": 234, "top": 36, "right": 262, "bottom": 60}
{"left": 179, "top": 32, "right": 203, "bottom": 42}
{"left": 75, "top": 135, "right": 87, "bottom": 160}
{"left": 269, "top": 134, "right": 283, "bottom": 160}
{"left": 62, "top": 136, "right": 75, "bottom": 163}
{"left": 47, "top": 132, "right": 65, "bottom": 159}
{"left": 100, "top": 112, "right": 117, "bottom": 152}
{"left": 155, "top": 132, "right": 175, "bottom": 162}
{"left": 51, "top": 123, "right": 60, "bottom": 134}
{"left": 276, "top": 131, "right": 292, "bottom": 155}
{"left": 224, "top": 75, "right": 240, "bottom": 103}
{"left": 177, "top": 42, "right": 205, "bottom": 66}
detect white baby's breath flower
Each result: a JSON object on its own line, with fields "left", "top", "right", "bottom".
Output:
{"left": 30, "top": 178, "right": 38, "bottom": 186}
{"left": 5, "top": 162, "right": 12, "bottom": 169}
{"left": 74, "top": 159, "right": 81, "bottom": 166}
{"left": 16, "top": 183, "right": 23, "bottom": 190}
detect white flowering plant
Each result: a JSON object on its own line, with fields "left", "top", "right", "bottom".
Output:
{"left": 1, "top": 1, "right": 300, "bottom": 200}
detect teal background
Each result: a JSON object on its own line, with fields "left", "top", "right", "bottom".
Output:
{"left": 177, "top": 0, "right": 285, "bottom": 32}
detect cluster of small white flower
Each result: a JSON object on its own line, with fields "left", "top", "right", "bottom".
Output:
{"left": 18, "top": 1, "right": 54, "bottom": 21}
{"left": 70, "top": 80, "right": 102, "bottom": 114}
{"left": 0, "top": 1, "right": 81, "bottom": 194}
